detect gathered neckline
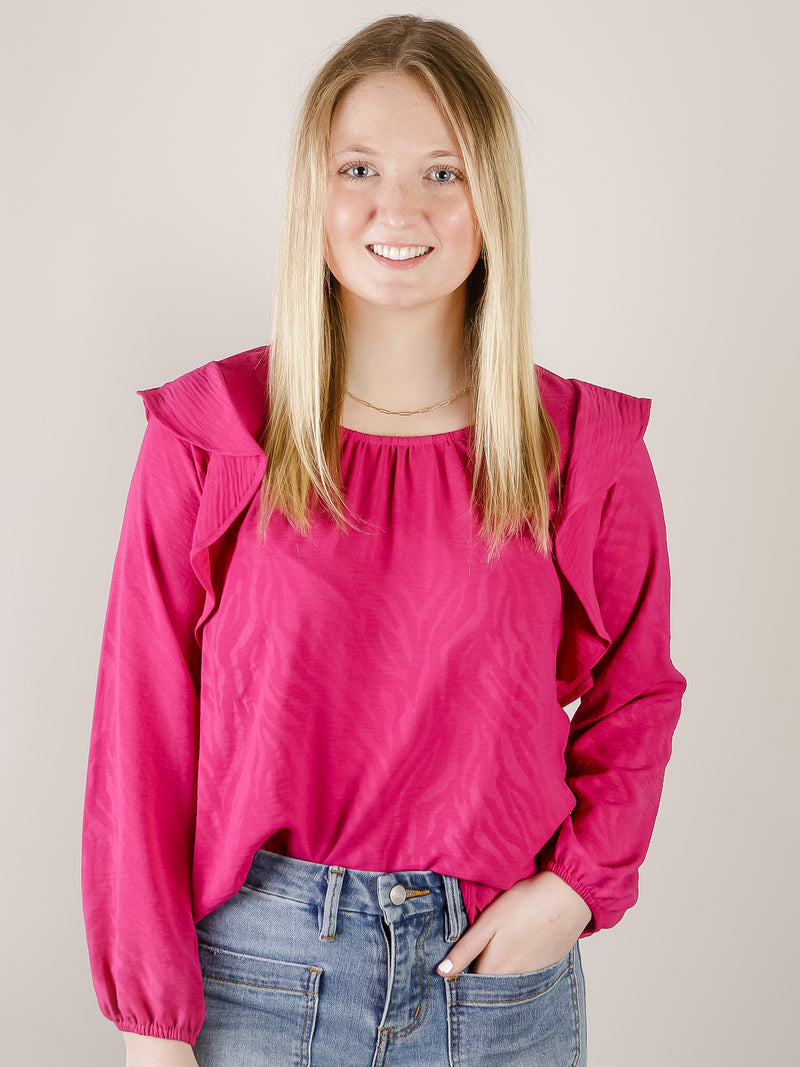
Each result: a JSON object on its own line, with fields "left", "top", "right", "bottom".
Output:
{"left": 339, "top": 423, "right": 474, "bottom": 445}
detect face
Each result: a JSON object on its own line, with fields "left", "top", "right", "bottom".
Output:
{"left": 324, "top": 72, "right": 482, "bottom": 316}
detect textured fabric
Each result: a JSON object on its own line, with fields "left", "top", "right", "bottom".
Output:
{"left": 193, "top": 850, "right": 586, "bottom": 1067}
{"left": 81, "top": 346, "right": 685, "bottom": 1043}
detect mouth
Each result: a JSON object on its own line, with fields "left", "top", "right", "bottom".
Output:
{"left": 368, "top": 243, "right": 433, "bottom": 262}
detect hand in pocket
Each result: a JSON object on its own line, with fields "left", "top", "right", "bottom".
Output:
{"left": 438, "top": 871, "right": 592, "bottom": 976}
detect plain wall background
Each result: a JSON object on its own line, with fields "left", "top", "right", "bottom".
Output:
{"left": 2, "top": 1, "right": 798, "bottom": 1063}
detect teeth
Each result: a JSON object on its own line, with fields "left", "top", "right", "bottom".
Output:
{"left": 370, "top": 244, "right": 431, "bottom": 260}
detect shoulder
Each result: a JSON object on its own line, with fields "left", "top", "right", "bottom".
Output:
{"left": 537, "top": 365, "right": 651, "bottom": 506}
{"left": 137, "top": 346, "right": 269, "bottom": 455}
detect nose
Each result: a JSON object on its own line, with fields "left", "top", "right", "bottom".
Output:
{"left": 375, "top": 174, "right": 423, "bottom": 229}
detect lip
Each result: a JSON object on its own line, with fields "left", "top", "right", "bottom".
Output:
{"left": 366, "top": 243, "right": 433, "bottom": 268}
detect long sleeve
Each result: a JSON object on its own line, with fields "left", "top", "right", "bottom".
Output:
{"left": 541, "top": 439, "right": 686, "bottom": 932}
{"left": 82, "top": 416, "right": 208, "bottom": 1043}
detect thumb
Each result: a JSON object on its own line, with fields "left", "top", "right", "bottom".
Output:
{"left": 437, "top": 918, "right": 495, "bottom": 977}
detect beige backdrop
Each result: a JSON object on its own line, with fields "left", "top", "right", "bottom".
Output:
{"left": 2, "top": 1, "right": 798, "bottom": 1064}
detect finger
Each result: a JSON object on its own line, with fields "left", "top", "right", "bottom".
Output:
{"left": 437, "top": 922, "right": 495, "bottom": 977}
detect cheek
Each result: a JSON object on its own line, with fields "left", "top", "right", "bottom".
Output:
{"left": 441, "top": 200, "right": 482, "bottom": 256}
{"left": 325, "top": 192, "right": 368, "bottom": 245}
{"left": 324, "top": 195, "right": 371, "bottom": 282}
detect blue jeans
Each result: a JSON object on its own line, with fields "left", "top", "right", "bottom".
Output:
{"left": 194, "top": 850, "right": 587, "bottom": 1066}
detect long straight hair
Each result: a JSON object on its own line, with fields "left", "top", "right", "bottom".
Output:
{"left": 261, "top": 15, "right": 560, "bottom": 557}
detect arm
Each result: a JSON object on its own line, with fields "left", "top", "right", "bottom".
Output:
{"left": 82, "top": 416, "right": 208, "bottom": 1044}
{"left": 440, "top": 439, "right": 684, "bottom": 975}
{"left": 541, "top": 439, "right": 686, "bottom": 931}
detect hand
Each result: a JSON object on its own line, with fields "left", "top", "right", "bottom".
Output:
{"left": 124, "top": 1034, "right": 199, "bottom": 1066}
{"left": 437, "top": 871, "right": 592, "bottom": 976}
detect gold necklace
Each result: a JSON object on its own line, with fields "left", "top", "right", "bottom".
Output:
{"left": 345, "top": 384, "right": 472, "bottom": 417}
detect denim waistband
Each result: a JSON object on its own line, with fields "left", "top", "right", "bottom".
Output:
{"left": 247, "top": 849, "right": 466, "bottom": 944}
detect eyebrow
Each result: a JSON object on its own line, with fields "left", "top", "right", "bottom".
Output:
{"left": 330, "top": 144, "right": 464, "bottom": 159}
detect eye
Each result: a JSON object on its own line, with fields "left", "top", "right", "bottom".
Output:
{"left": 428, "top": 167, "right": 464, "bottom": 184}
{"left": 338, "top": 161, "right": 376, "bottom": 180}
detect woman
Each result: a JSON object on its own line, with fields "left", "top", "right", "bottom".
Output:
{"left": 83, "top": 15, "right": 685, "bottom": 1067}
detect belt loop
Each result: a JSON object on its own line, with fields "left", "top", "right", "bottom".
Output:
{"left": 319, "top": 866, "right": 345, "bottom": 940}
{"left": 442, "top": 875, "right": 464, "bottom": 943}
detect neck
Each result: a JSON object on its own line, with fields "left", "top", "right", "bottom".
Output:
{"left": 340, "top": 289, "right": 471, "bottom": 406}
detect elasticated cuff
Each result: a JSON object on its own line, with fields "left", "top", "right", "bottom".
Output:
{"left": 114, "top": 1018, "right": 198, "bottom": 1046}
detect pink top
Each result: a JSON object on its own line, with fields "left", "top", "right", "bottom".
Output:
{"left": 82, "top": 347, "right": 685, "bottom": 1043}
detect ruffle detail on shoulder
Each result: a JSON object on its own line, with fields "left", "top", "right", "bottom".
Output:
{"left": 138, "top": 347, "right": 269, "bottom": 455}
{"left": 138, "top": 348, "right": 269, "bottom": 636}
{"left": 538, "top": 368, "right": 652, "bottom": 704}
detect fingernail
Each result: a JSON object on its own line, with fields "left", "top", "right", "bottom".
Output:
{"left": 439, "top": 958, "right": 454, "bottom": 974}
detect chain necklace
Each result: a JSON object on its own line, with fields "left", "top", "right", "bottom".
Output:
{"left": 345, "top": 384, "right": 472, "bottom": 417}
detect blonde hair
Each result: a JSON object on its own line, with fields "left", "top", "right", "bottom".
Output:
{"left": 261, "top": 14, "right": 560, "bottom": 556}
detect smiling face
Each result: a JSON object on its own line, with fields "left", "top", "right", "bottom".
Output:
{"left": 324, "top": 72, "right": 483, "bottom": 317}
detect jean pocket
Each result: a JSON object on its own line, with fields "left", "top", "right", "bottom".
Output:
{"left": 444, "top": 945, "right": 586, "bottom": 1067}
{"left": 195, "top": 942, "right": 322, "bottom": 1067}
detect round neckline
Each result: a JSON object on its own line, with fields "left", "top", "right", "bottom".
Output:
{"left": 339, "top": 423, "right": 474, "bottom": 444}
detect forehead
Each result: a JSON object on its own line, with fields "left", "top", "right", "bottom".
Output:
{"left": 329, "top": 72, "right": 459, "bottom": 151}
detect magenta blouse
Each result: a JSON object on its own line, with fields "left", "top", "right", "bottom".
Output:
{"left": 82, "top": 347, "right": 685, "bottom": 1043}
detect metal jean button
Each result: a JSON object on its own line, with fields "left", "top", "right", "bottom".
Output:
{"left": 389, "top": 883, "right": 407, "bottom": 905}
